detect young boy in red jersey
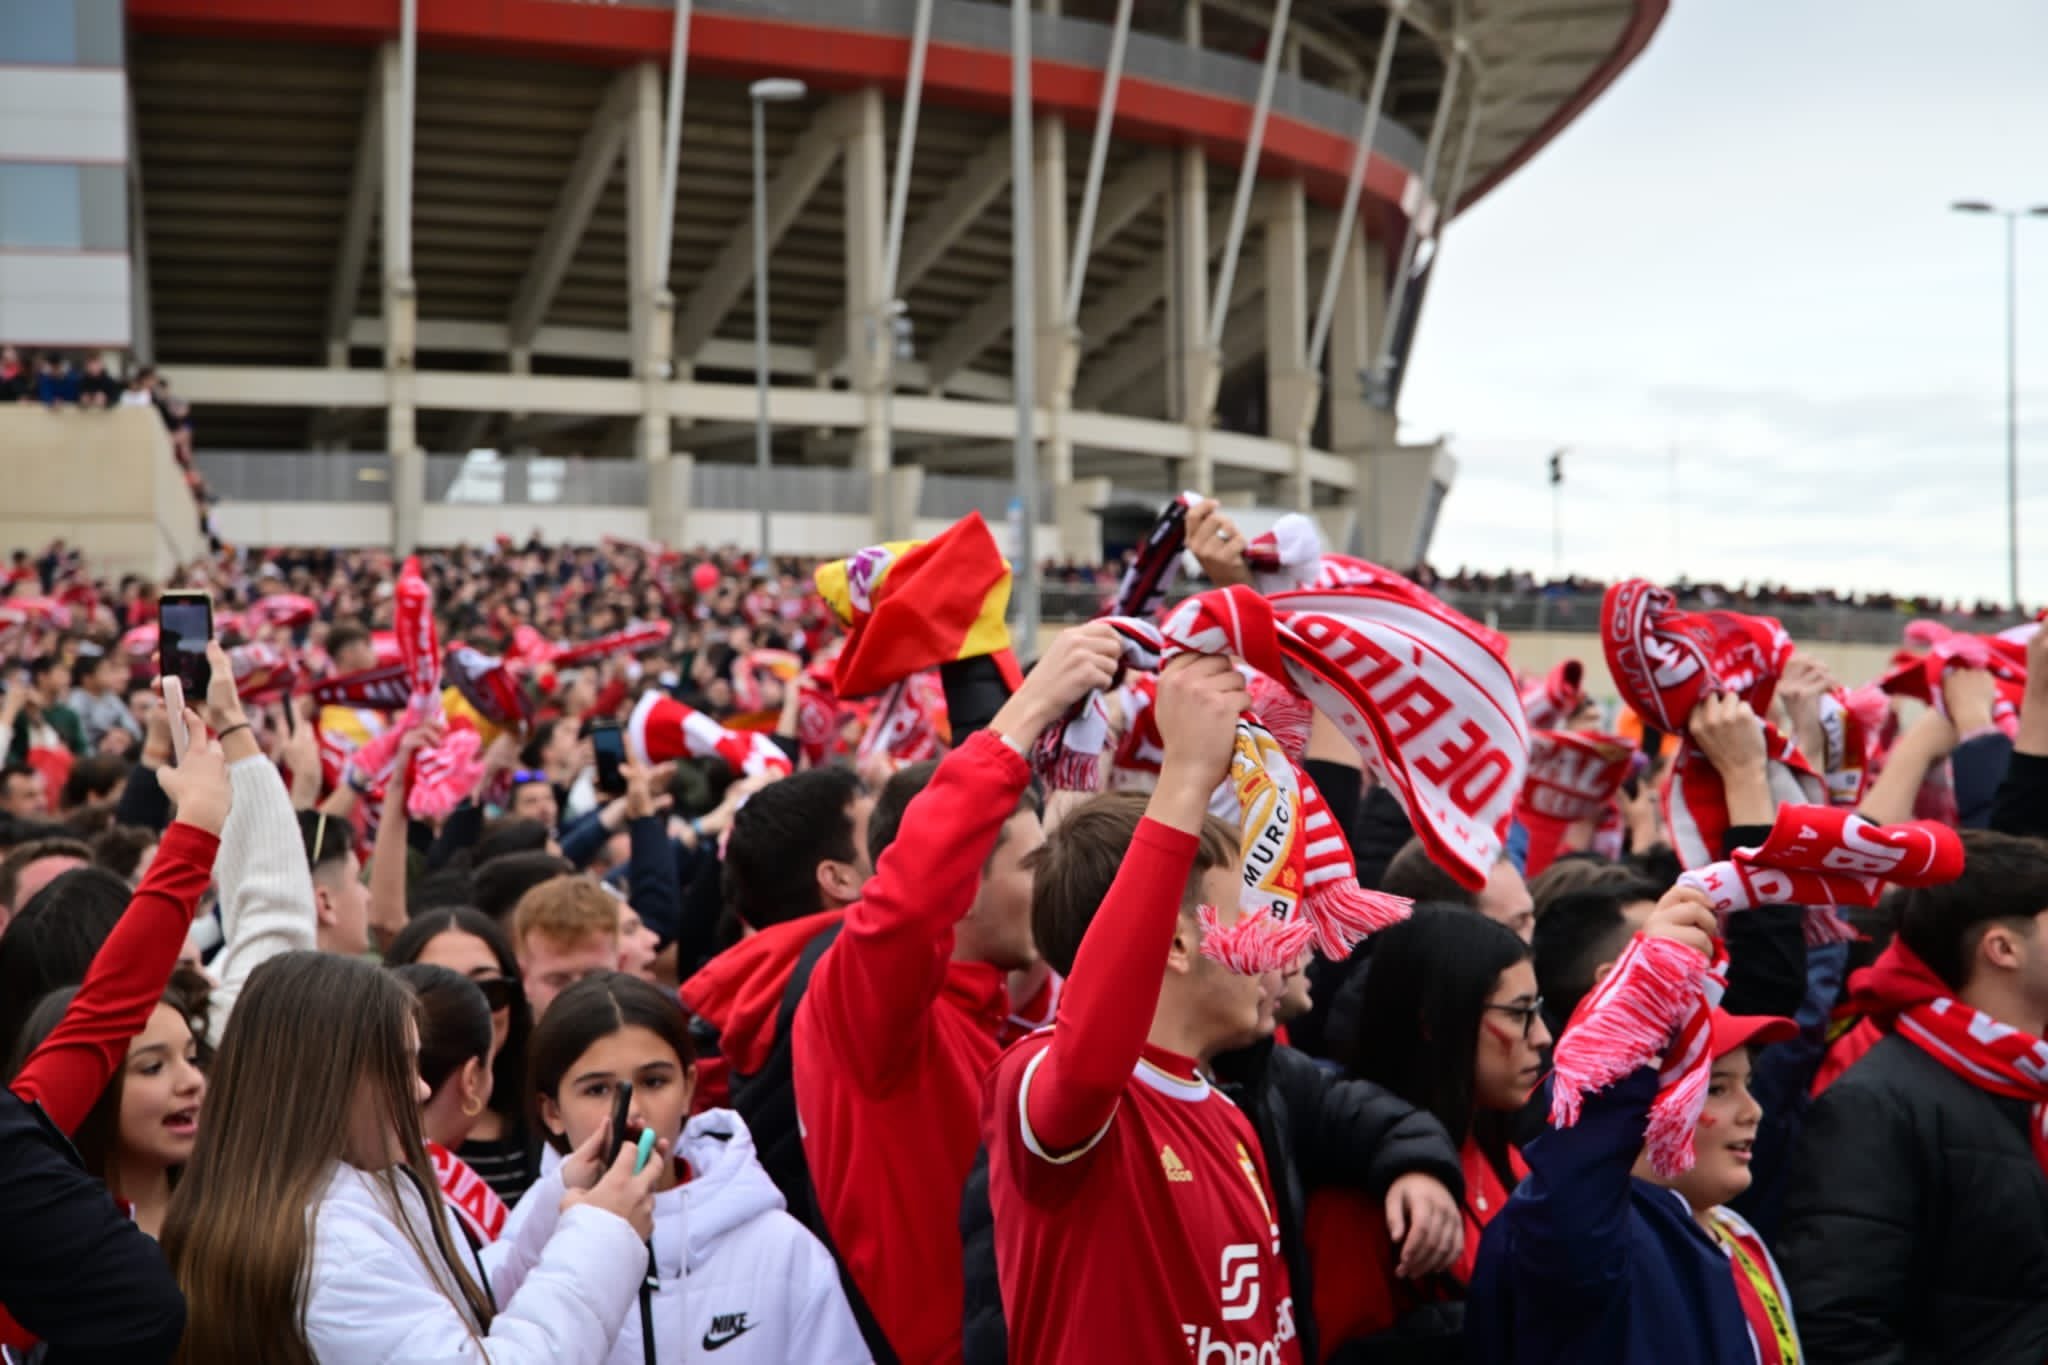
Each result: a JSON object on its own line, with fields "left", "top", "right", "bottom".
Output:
{"left": 983, "top": 654, "right": 1304, "bottom": 1364}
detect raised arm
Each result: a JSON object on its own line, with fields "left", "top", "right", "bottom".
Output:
{"left": 1023, "top": 654, "right": 1244, "bottom": 1156}
{"left": 201, "top": 646, "right": 319, "bottom": 1047}
{"left": 11, "top": 712, "right": 228, "bottom": 1133}
{"left": 1509, "top": 888, "right": 1720, "bottom": 1301}
{"left": 804, "top": 624, "right": 1122, "bottom": 1089}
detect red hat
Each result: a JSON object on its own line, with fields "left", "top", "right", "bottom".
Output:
{"left": 1709, "top": 1009, "right": 1797, "bottom": 1060}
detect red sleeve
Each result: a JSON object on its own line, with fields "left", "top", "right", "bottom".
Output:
{"left": 1022, "top": 819, "right": 1197, "bottom": 1157}
{"left": 591, "top": 677, "right": 630, "bottom": 720}
{"left": 1305, "top": 1187, "right": 1404, "bottom": 1355}
{"left": 802, "top": 730, "right": 1032, "bottom": 1090}
{"left": 10, "top": 821, "right": 218, "bottom": 1133}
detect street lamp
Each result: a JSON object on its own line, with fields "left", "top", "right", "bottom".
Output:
{"left": 1950, "top": 199, "right": 2048, "bottom": 611}
{"left": 750, "top": 76, "right": 808, "bottom": 568}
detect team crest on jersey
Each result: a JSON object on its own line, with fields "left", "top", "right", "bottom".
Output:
{"left": 1160, "top": 1145, "right": 1194, "bottom": 1183}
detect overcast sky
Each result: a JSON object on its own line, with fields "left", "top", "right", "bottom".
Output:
{"left": 1400, "top": 0, "right": 2048, "bottom": 606}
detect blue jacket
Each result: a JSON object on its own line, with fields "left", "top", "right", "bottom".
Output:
{"left": 1467, "top": 1069, "right": 1768, "bottom": 1365}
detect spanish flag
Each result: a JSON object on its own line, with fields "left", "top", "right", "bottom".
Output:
{"left": 815, "top": 512, "right": 1019, "bottom": 699}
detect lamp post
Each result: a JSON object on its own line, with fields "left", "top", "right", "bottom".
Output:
{"left": 1547, "top": 448, "right": 1566, "bottom": 577}
{"left": 750, "top": 77, "right": 807, "bottom": 568}
{"left": 1951, "top": 199, "right": 2048, "bottom": 611}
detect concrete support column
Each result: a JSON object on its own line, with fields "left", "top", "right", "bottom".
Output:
{"left": 379, "top": 40, "right": 423, "bottom": 553}
{"left": 1264, "top": 179, "right": 1317, "bottom": 512}
{"left": 1033, "top": 112, "right": 1084, "bottom": 555}
{"left": 1328, "top": 231, "right": 1396, "bottom": 558}
{"left": 1165, "top": 145, "right": 1215, "bottom": 492}
{"left": 626, "top": 62, "right": 683, "bottom": 544}
{"left": 839, "top": 87, "right": 895, "bottom": 538}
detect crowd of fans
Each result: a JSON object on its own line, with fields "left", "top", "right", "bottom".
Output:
{"left": 0, "top": 506, "right": 2043, "bottom": 1365}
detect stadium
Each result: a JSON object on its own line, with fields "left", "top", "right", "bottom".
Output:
{"left": 4, "top": 0, "right": 1661, "bottom": 577}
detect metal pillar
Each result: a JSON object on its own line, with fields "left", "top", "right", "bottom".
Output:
{"left": 1011, "top": 0, "right": 1040, "bottom": 657}
{"left": 628, "top": 63, "right": 681, "bottom": 544}
{"left": 1308, "top": 2, "right": 1401, "bottom": 375}
{"left": 1062, "top": 0, "right": 1132, "bottom": 326}
{"left": 382, "top": 22, "right": 422, "bottom": 554}
{"left": 1208, "top": 0, "right": 1293, "bottom": 354}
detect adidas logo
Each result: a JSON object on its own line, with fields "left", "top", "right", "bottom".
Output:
{"left": 1161, "top": 1145, "right": 1194, "bottom": 1183}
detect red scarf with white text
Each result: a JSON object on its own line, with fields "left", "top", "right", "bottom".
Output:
{"left": 1841, "top": 938, "right": 2048, "bottom": 1176}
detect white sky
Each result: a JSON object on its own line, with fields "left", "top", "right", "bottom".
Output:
{"left": 1400, "top": 0, "right": 2048, "bottom": 607}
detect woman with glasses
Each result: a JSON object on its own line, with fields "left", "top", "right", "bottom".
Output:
{"left": 1305, "top": 906, "right": 1549, "bottom": 1362}
{"left": 385, "top": 910, "right": 540, "bottom": 1204}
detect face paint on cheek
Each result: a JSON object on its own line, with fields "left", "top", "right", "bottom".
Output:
{"left": 1481, "top": 1019, "right": 1520, "bottom": 1053}
{"left": 1698, "top": 1113, "right": 1718, "bottom": 1128}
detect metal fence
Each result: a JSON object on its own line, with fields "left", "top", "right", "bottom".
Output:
{"left": 194, "top": 452, "right": 393, "bottom": 503}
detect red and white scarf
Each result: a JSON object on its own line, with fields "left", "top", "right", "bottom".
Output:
{"left": 1557, "top": 806, "right": 1964, "bottom": 1175}
{"left": 1678, "top": 804, "right": 1963, "bottom": 942}
{"left": 855, "top": 670, "right": 947, "bottom": 766}
{"left": 1842, "top": 938, "right": 2048, "bottom": 1176}
{"left": 1516, "top": 730, "right": 1634, "bottom": 878}
{"left": 1879, "top": 625, "right": 2035, "bottom": 738}
{"left": 1038, "top": 580, "right": 1524, "bottom": 969}
{"left": 428, "top": 1141, "right": 508, "bottom": 1246}
{"left": 1519, "top": 661, "right": 1587, "bottom": 732}
{"left": 1602, "top": 580, "right": 1833, "bottom": 868}
{"left": 625, "top": 691, "right": 793, "bottom": 781}
{"left": 346, "top": 560, "right": 485, "bottom": 819}
{"left": 1552, "top": 931, "right": 1728, "bottom": 1177}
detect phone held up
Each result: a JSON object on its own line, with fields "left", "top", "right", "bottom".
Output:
{"left": 608, "top": 1079, "right": 635, "bottom": 1165}
{"left": 158, "top": 591, "right": 214, "bottom": 700}
{"left": 591, "top": 721, "right": 627, "bottom": 798}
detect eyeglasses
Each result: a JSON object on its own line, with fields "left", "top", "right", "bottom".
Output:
{"left": 475, "top": 976, "right": 518, "bottom": 1012}
{"left": 1484, "top": 998, "right": 1546, "bottom": 1041}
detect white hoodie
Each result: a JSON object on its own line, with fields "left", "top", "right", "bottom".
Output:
{"left": 303, "top": 1160, "right": 647, "bottom": 1364}
{"left": 491, "top": 1109, "right": 870, "bottom": 1365}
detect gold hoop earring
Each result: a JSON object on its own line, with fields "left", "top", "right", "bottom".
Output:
{"left": 461, "top": 1096, "right": 485, "bottom": 1118}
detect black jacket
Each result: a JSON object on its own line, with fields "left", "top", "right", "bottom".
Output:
{"left": 959, "top": 1040, "right": 1461, "bottom": 1364}
{"left": 1778, "top": 1034, "right": 2048, "bottom": 1365}
{"left": 0, "top": 1092, "right": 185, "bottom": 1364}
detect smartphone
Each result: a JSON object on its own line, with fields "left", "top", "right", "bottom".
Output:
{"left": 591, "top": 721, "right": 626, "bottom": 797}
{"left": 607, "top": 1079, "right": 635, "bottom": 1165}
{"left": 158, "top": 591, "right": 214, "bottom": 701}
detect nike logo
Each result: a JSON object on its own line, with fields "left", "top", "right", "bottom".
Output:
{"left": 702, "top": 1311, "right": 755, "bottom": 1351}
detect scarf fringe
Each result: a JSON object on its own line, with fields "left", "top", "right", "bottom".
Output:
{"left": 1550, "top": 935, "right": 1704, "bottom": 1133}
{"left": 1248, "top": 673, "right": 1313, "bottom": 759}
{"left": 1645, "top": 1053, "right": 1711, "bottom": 1177}
{"left": 1196, "top": 905, "right": 1318, "bottom": 975}
{"left": 1301, "top": 883, "right": 1414, "bottom": 960}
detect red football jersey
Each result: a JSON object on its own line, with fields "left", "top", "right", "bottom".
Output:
{"left": 987, "top": 1036, "right": 1302, "bottom": 1364}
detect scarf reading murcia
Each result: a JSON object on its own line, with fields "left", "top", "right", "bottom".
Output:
{"left": 1602, "top": 580, "right": 1860, "bottom": 871}
{"left": 1035, "top": 582, "right": 1524, "bottom": 971}
{"left": 1840, "top": 936, "right": 2048, "bottom": 1177}
{"left": 1554, "top": 805, "right": 1963, "bottom": 1176}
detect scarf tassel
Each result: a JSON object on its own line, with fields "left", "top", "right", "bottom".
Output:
{"left": 1197, "top": 906, "right": 1318, "bottom": 975}
{"left": 1644, "top": 1051, "right": 1712, "bottom": 1178}
{"left": 1549, "top": 935, "right": 1704, "bottom": 1133}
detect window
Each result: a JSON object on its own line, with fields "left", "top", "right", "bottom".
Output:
{"left": 0, "top": 0, "right": 122, "bottom": 65}
{"left": 0, "top": 164, "right": 84, "bottom": 248}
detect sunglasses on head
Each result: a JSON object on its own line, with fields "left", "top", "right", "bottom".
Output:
{"left": 475, "top": 976, "right": 518, "bottom": 1012}
{"left": 509, "top": 769, "right": 549, "bottom": 787}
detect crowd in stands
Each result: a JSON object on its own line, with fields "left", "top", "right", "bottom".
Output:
{"left": 0, "top": 501, "right": 2044, "bottom": 1364}
{"left": 2, "top": 344, "right": 216, "bottom": 547}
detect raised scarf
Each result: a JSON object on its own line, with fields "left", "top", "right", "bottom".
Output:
{"left": 1556, "top": 806, "right": 1963, "bottom": 1174}
{"left": 1517, "top": 730, "right": 1634, "bottom": 878}
{"left": 1677, "top": 804, "right": 1963, "bottom": 942}
{"left": 626, "top": 690, "right": 792, "bottom": 781}
{"left": 1519, "top": 660, "right": 1587, "bottom": 731}
{"left": 1038, "top": 580, "right": 1525, "bottom": 969}
{"left": 1841, "top": 938, "right": 2048, "bottom": 1176}
{"left": 1601, "top": 580, "right": 1833, "bottom": 869}
{"left": 343, "top": 560, "right": 485, "bottom": 819}
{"left": 1879, "top": 625, "right": 2034, "bottom": 738}
{"left": 855, "top": 670, "right": 947, "bottom": 766}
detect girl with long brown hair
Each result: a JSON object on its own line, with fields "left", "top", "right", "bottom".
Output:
{"left": 163, "top": 950, "right": 666, "bottom": 1365}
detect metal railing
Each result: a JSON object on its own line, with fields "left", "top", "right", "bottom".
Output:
{"left": 1035, "top": 581, "right": 2028, "bottom": 647}
{"left": 194, "top": 452, "right": 394, "bottom": 504}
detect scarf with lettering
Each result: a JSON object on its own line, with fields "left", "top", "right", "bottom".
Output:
{"left": 1677, "top": 804, "right": 1964, "bottom": 944}
{"left": 1601, "top": 580, "right": 1835, "bottom": 870}
{"left": 1517, "top": 730, "right": 1634, "bottom": 878}
{"left": 1037, "top": 581, "right": 1524, "bottom": 969}
{"left": 428, "top": 1141, "right": 508, "bottom": 1246}
{"left": 1840, "top": 937, "right": 2048, "bottom": 1177}
{"left": 854, "top": 670, "right": 947, "bottom": 767}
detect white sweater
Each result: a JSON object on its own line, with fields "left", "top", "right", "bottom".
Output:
{"left": 491, "top": 1110, "right": 870, "bottom": 1365}
{"left": 305, "top": 1161, "right": 646, "bottom": 1364}
{"left": 204, "top": 755, "right": 318, "bottom": 1048}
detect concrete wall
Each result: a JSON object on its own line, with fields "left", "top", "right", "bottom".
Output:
{"left": 0, "top": 407, "right": 202, "bottom": 575}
